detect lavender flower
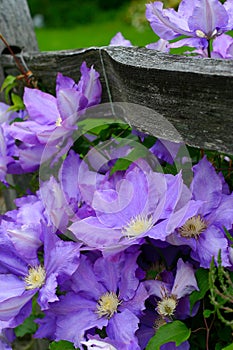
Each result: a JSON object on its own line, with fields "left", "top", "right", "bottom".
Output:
{"left": 0, "top": 225, "right": 80, "bottom": 329}
{"left": 69, "top": 163, "right": 189, "bottom": 253}
{"left": 8, "top": 62, "right": 102, "bottom": 172}
{"left": 110, "top": 32, "right": 133, "bottom": 46}
{"left": 0, "top": 194, "right": 48, "bottom": 264}
{"left": 146, "top": 0, "right": 233, "bottom": 54}
{"left": 37, "top": 249, "right": 147, "bottom": 349}
{"left": 144, "top": 258, "right": 199, "bottom": 320}
{"left": 166, "top": 156, "right": 233, "bottom": 267}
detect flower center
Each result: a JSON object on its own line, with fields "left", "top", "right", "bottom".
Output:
{"left": 55, "top": 116, "right": 62, "bottom": 126}
{"left": 178, "top": 215, "right": 207, "bottom": 239}
{"left": 96, "top": 292, "right": 121, "bottom": 319}
{"left": 122, "top": 215, "right": 153, "bottom": 238}
{"left": 157, "top": 296, "right": 177, "bottom": 317}
{"left": 195, "top": 28, "right": 218, "bottom": 40}
{"left": 25, "top": 265, "right": 46, "bottom": 290}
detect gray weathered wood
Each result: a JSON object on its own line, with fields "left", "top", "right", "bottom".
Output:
{"left": 0, "top": 0, "right": 38, "bottom": 52}
{"left": 0, "top": 46, "right": 232, "bottom": 155}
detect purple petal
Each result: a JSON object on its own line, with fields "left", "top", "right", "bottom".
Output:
{"left": 58, "top": 150, "right": 82, "bottom": 205}
{"left": 191, "top": 156, "right": 223, "bottom": 214}
{"left": 171, "top": 259, "right": 198, "bottom": 299}
{"left": 38, "top": 273, "right": 59, "bottom": 310}
{"left": 34, "top": 312, "right": 56, "bottom": 340}
{"left": 178, "top": 0, "right": 198, "bottom": 18}
{"left": 71, "top": 255, "right": 106, "bottom": 298}
{"left": 212, "top": 34, "right": 233, "bottom": 59}
{"left": 206, "top": 194, "right": 233, "bottom": 230}
{"left": 117, "top": 249, "right": 141, "bottom": 301}
{"left": 77, "top": 62, "right": 102, "bottom": 108}
{"left": 0, "top": 290, "right": 34, "bottom": 321}
{"left": 23, "top": 88, "right": 59, "bottom": 124}
{"left": 56, "top": 73, "right": 76, "bottom": 95}
{"left": 188, "top": 0, "right": 228, "bottom": 37}
{"left": 146, "top": 2, "right": 191, "bottom": 40}
{"left": 55, "top": 294, "right": 107, "bottom": 348}
{"left": 40, "top": 176, "right": 71, "bottom": 231}
{"left": 56, "top": 88, "right": 80, "bottom": 124}
{"left": 107, "top": 309, "right": 140, "bottom": 349}
{"left": 0, "top": 275, "right": 25, "bottom": 302}
{"left": 93, "top": 256, "right": 119, "bottom": 294}
{"left": 191, "top": 227, "right": 230, "bottom": 267}
{"left": 169, "top": 37, "right": 208, "bottom": 50}
{"left": 122, "top": 283, "right": 148, "bottom": 316}
{"left": 150, "top": 140, "right": 181, "bottom": 164}
{"left": 144, "top": 280, "right": 171, "bottom": 299}
{"left": 110, "top": 32, "right": 133, "bottom": 47}
{"left": 224, "top": 0, "right": 233, "bottom": 30}
{"left": 43, "top": 228, "right": 80, "bottom": 279}
{"left": 69, "top": 216, "right": 122, "bottom": 249}
{"left": 146, "top": 39, "right": 170, "bottom": 52}
{"left": 0, "top": 246, "right": 28, "bottom": 276}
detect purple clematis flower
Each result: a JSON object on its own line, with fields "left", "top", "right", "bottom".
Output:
{"left": 36, "top": 248, "right": 147, "bottom": 349}
{"left": 0, "top": 194, "right": 45, "bottom": 264}
{"left": 144, "top": 258, "right": 199, "bottom": 320}
{"left": 0, "top": 225, "right": 80, "bottom": 330}
{"left": 137, "top": 258, "right": 198, "bottom": 349}
{"left": 166, "top": 156, "right": 233, "bottom": 267}
{"left": 110, "top": 32, "right": 133, "bottom": 46}
{"left": 146, "top": 0, "right": 233, "bottom": 53}
{"left": 69, "top": 163, "right": 190, "bottom": 253}
{"left": 8, "top": 62, "right": 102, "bottom": 172}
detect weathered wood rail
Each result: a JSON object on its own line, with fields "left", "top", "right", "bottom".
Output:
{"left": 0, "top": 0, "right": 233, "bottom": 156}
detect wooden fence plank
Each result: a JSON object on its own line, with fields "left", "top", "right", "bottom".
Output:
{"left": 0, "top": 46, "right": 233, "bottom": 155}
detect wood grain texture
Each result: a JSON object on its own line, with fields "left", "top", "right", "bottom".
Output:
{"left": 0, "top": 46, "right": 233, "bottom": 154}
{"left": 0, "top": 0, "right": 38, "bottom": 52}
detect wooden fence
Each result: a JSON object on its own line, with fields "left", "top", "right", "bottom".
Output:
{"left": 1, "top": 0, "right": 233, "bottom": 156}
{"left": 0, "top": 1, "right": 233, "bottom": 348}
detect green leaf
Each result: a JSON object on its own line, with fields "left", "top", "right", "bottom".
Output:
{"left": 110, "top": 158, "right": 132, "bottom": 174}
{"left": 222, "top": 343, "right": 233, "bottom": 350}
{"left": 49, "top": 340, "right": 77, "bottom": 350}
{"left": 146, "top": 321, "right": 191, "bottom": 350}
{"left": 203, "top": 309, "right": 214, "bottom": 318}
{"left": 0, "top": 75, "right": 17, "bottom": 92}
{"left": 7, "top": 93, "right": 25, "bottom": 111}
{"left": 14, "top": 315, "right": 38, "bottom": 337}
{"left": 190, "top": 268, "right": 209, "bottom": 311}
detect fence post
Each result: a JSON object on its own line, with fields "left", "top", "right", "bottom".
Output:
{"left": 0, "top": 0, "right": 38, "bottom": 53}
{"left": 0, "top": 0, "right": 39, "bottom": 211}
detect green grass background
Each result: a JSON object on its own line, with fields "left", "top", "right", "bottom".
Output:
{"left": 34, "top": 13, "right": 158, "bottom": 51}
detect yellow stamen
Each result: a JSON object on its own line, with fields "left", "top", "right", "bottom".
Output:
{"left": 157, "top": 296, "right": 177, "bottom": 317}
{"left": 179, "top": 215, "right": 207, "bottom": 239}
{"left": 25, "top": 265, "right": 46, "bottom": 290}
{"left": 96, "top": 292, "right": 121, "bottom": 319}
{"left": 122, "top": 215, "right": 153, "bottom": 238}
{"left": 55, "top": 116, "right": 62, "bottom": 126}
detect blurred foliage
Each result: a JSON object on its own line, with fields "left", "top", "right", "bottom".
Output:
{"left": 27, "top": 0, "right": 181, "bottom": 28}
{"left": 28, "top": 0, "right": 128, "bottom": 27}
